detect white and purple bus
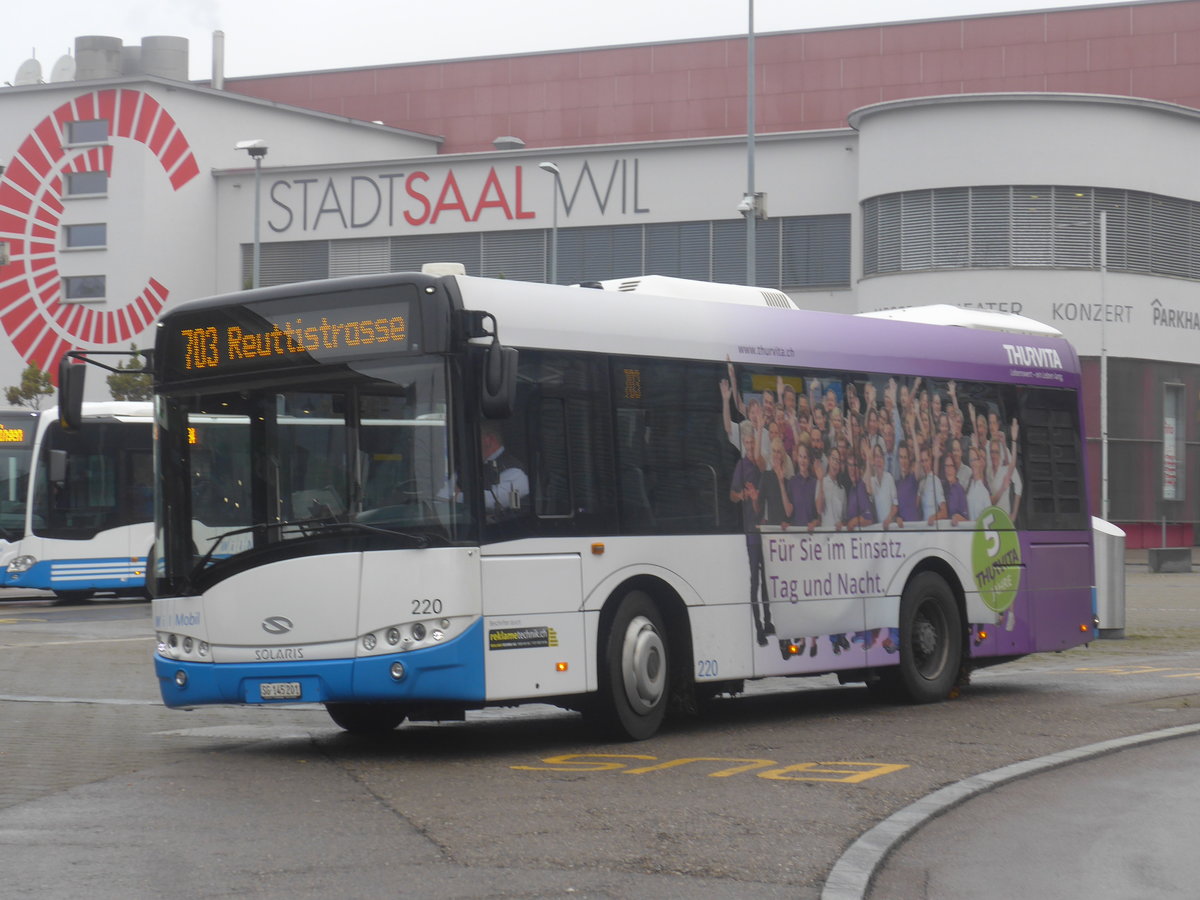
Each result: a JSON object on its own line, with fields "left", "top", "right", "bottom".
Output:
{"left": 0, "top": 402, "right": 154, "bottom": 603}
{"left": 62, "top": 271, "right": 1094, "bottom": 738}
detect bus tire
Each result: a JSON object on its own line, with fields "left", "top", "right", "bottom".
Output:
{"left": 324, "top": 702, "right": 406, "bottom": 734}
{"left": 52, "top": 590, "right": 92, "bottom": 606}
{"left": 593, "top": 590, "right": 669, "bottom": 741}
{"left": 891, "top": 571, "right": 963, "bottom": 703}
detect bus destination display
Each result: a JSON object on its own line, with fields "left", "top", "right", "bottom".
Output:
{"left": 162, "top": 286, "right": 418, "bottom": 380}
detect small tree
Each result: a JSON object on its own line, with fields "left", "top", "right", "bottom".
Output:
{"left": 4, "top": 362, "right": 54, "bottom": 409}
{"left": 107, "top": 344, "right": 153, "bottom": 402}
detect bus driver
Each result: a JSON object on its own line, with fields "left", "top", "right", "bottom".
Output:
{"left": 480, "top": 421, "right": 529, "bottom": 513}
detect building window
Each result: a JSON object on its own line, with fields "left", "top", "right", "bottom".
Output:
{"left": 64, "top": 224, "right": 107, "bottom": 249}
{"left": 66, "top": 120, "right": 109, "bottom": 145}
{"left": 863, "top": 185, "right": 1200, "bottom": 282}
{"left": 63, "top": 276, "right": 106, "bottom": 300}
{"left": 243, "top": 216, "right": 851, "bottom": 291}
{"left": 65, "top": 172, "right": 108, "bottom": 197}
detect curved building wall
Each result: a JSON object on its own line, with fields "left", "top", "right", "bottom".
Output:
{"left": 852, "top": 93, "right": 1200, "bottom": 543}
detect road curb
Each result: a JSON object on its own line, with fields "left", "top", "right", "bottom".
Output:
{"left": 821, "top": 721, "right": 1200, "bottom": 900}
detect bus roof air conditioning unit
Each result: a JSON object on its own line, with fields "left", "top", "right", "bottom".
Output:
{"left": 595, "top": 275, "right": 798, "bottom": 309}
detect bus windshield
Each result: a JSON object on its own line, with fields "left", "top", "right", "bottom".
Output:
{"left": 32, "top": 419, "right": 154, "bottom": 540}
{"left": 0, "top": 409, "right": 37, "bottom": 541}
{"left": 170, "top": 360, "right": 462, "bottom": 583}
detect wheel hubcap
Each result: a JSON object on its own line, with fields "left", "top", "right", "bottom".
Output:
{"left": 621, "top": 615, "right": 666, "bottom": 714}
{"left": 913, "top": 601, "right": 947, "bottom": 679}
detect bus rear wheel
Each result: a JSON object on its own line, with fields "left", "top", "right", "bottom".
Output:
{"left": 325, "top": 702, "right": 407, "bottom": 734}
{"left": 592, "top": 590, "right": 669, "bottom": 741}
{"left": 880, "top": 572, "right": 963, "bottom": 703}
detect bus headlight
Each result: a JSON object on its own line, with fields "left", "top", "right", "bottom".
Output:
{"left": 6, "top": 555, "right": 36, "bottom": 573}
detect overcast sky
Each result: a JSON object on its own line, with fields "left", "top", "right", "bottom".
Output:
{"left": 4, "top": 0, "right": 1131, "bottom": 82}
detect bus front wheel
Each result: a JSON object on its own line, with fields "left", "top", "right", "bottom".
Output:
{"left": 325, "top": 702, "right": 407, "bottom": 734}
{"left": 593, "top": 590, "right": 669, "bottom": 741}
{"left": 52, "top": 590, "right": 93, "bottom": 606}
{"left": 884, "top": 572, "right": 963, "bottom": 703}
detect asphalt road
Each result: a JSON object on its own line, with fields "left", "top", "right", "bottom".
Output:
{"left": 1, "top": 558, "right": 1198, "bottom": 898}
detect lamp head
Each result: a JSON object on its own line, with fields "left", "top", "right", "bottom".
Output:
{"left": 538, "top": 161, "right": 560, "bottom": 176}
{"left": 236, "top": 139, "right": 268, "bottom": 160}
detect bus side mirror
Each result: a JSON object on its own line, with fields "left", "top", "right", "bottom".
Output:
{"left": 48, "top": 449, "right": 67, "bottom": 484}
{"left": 481, "top": 343, "right": 517, "bottom": 419}
{"left": 58, "top": 357, "right": 85, "bottom": 432}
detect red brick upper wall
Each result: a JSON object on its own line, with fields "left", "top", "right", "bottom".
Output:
{"left": 222, "top": 1, "right": 1200, "bottom": 154}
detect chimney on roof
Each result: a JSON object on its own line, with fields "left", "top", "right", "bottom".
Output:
{"left": 212, "top": 31, "right": 225, "bottom": 90}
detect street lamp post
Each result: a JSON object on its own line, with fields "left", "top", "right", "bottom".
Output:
{"left": 1100, "top": 210, "right": 1109, "bottom": 521}
{"left": 538, "top": 161, "right": 561, "bottom": 284}
{"left": 236, "top": 140, "right": 269, "bottom": 288}
{"left": 745, "top": 0, "right": 756, "bottom": 286}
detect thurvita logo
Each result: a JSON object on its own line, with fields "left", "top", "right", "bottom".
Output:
{"left": 1001, "top": 343, "right": 1063, "bottom": 370}
{"left": 971, "top": 507, "right": 1022, "bottom": 614}
{"left": 0, "top": 89, "right": 199, "bottom": 374}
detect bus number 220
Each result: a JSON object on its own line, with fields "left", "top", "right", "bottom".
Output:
{"left": 697, "top": 659, "right": 719, "bottom": 678}
{"left": 413, "top": 598, "right": 443, "bottom": 615}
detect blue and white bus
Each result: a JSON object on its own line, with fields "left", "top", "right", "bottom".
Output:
{"left": 60, "top": 271, "right": 1096, "bottom": 738}
{"left": 0, "top": 402, "right": 154, "bottom": 603}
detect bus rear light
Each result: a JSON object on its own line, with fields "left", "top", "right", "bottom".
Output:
{"left": 386, "top": 627, "right": 401, "bottom": 645}
{"left": 390, "top": 662, "right": 406, "bottom": 681}
{"left": 362, "top": 634, "right": 377, "bottom": 651}
{"left": 411, "top": 623, "right": 427, "bottom": 642}
{"left": 174, "top": 670, "right": 188, "bottom": 688}
{"left": 431, "top": 629, "right": 444, "bottom": 642}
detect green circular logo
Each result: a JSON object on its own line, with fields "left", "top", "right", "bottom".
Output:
{"left": 971, "top": 506, "right": 1022, "bottom": 613}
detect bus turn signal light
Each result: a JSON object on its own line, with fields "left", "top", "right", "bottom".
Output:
{"left": 556, "top": 662, "right": 568, "bottom": 672}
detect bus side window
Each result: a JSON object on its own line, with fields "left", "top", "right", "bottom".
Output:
{"left": 534, "top": 397, "right": 571, "bottom": 517}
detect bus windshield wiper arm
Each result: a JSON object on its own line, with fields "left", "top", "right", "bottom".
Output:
{"left": 299, "top": 518, "right": 445, "bottom": 547}
{"left": 192, "top": 517, "right": 443, "bottom": 574}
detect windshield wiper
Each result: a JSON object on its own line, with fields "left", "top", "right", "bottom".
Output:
{"left": 298, "top": 518, "right": 450, "bottom": 547}
{"left": 192, "top": 517, "right": 445, "bottom": 575}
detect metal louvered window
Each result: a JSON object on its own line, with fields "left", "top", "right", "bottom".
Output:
{"left": 329, "top": 238, "right": 389, "bottom": 277}
{"left": 241, "top": 241, "right": 330, "bottom": 288}
{"left": 390, "top": 232, "right": 481, "bottom": 275}
{"left": 242, "top": 214, "right": 851, "bottom": 291}
{"left": 863, "top": 185, "right": 1200, "bottom": 281}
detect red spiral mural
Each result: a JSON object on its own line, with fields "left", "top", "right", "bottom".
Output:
{"left": 0, "top": 89, "right": 199, "bottom": 377}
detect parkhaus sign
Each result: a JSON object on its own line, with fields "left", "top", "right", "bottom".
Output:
{"left": 263, "top": 159, "right": 650, "bottom": 235}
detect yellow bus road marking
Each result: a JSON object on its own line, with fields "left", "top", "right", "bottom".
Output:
{"left": 0, "top": 617, "right": 49, "bottom": 624}
{"left": 513, "top": 753, "right": 908, "bottom": 783}
{"left": 1076, "top": 665, "right": 1200, "bottom": 677}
